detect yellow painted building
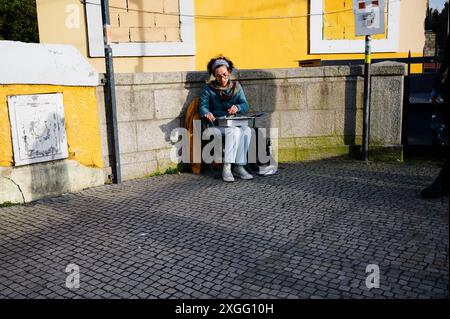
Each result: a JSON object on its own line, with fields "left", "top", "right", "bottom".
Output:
{"left": 0, "top": 41, "right": 104, "bottom": 203}
{"left": 36, "top": 0, "right": 427, "bottom": 73}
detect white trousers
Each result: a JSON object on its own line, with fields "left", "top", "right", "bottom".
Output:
{"left": 217, "top": 126, "right": 252, "bottom": 164}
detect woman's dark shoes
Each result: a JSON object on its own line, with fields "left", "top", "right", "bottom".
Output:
{"left": 420, "top": 178, "right": 450, "bottom": 199}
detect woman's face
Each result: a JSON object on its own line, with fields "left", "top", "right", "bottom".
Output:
{"left": 214, "top": 65, "right": 229, "bottom": 87}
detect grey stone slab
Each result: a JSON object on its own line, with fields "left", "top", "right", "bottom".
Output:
{"left": 136, "top": 119, "right": 179, "bottom": 151}
{"left": 115, "top": 85, "right": 154, "bottom": 122}
{"left": 118, "top": 122, "right": 138, "bottom": 154}
{"left": 280, "top": 110, "right": 335, "bottom": 137}
{"left": 261, "top": 84, "right": 307, "bottom": 111}
{"left": 154, "top": 88, "right": 189, "bottom": 120}
{"left": 306, "top": 80, "right": 346, "bottom": 110}
{"left": 370, "top": 76, "right": 404, "bottom": 145}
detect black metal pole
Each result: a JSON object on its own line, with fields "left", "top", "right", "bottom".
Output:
{"left": 362, "top": 35, "right": 372, "bottom": 162}
{"left": 100, "top": 0, "right": 121, "bottom": 183}
{"left": 407, "top": 50, "right": 411, "bottom": 75}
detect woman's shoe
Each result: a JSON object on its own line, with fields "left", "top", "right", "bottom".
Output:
{"left": 222, "top": 163, "right": 235, "bottom": 182}
{"left": 233, "top": 165, "right": 253, "bottom": 180}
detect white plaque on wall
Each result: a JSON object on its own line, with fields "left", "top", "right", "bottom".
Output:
{"left": 7, "top": 93, "right": 69, "bottom": 166}
{"left": 353, "top": 0, "right": 386, "bottom": 36}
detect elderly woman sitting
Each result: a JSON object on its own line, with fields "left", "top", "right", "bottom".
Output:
{"left": 199, "top": 57, "right": 253, "bottom": 182}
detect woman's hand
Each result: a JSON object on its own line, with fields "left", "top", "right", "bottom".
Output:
{"left": 228, "top": 105, "right": 238, "bottom": 115}
{"left": 205, "top": 112, "right": 216, "bottom": 122}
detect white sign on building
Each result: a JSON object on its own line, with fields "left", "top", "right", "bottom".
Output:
{"left": 7, "top": 93, "right": 69, "bottom": 166}
{"left": 353, "top": 0, "right": 386, "bottom": 36}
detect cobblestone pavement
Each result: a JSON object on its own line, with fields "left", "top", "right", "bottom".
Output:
{"left": 0, "top": 160, "right": 448, "bottom": 299}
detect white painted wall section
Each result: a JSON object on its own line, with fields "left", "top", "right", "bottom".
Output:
{"left": 0, "top": 41, "right": 98, "bottom": 86}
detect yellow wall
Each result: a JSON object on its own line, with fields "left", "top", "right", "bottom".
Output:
{"left": 36, "top": 0, "right": 196, "bottom": 73}
{"left": 323, "top": 0, "right": 388, "bottom": 40}
{"left": 195, "top": 0, "right": 307, "bottom": 70}
{"left": 0, "top": 85, "right": 103, "bottom": 168}
{"left": 195, "top": 0, "right": 426, "bottom": 71}
{"left": 36, "top": 0, "right": 427, "bottom": 72}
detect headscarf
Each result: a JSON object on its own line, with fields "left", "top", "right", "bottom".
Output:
{"left": 211, "top": 59, "right": 229, "bottom": 72}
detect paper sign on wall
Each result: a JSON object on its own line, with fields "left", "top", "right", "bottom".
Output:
{"left": 353, "top": 0, "right": 386, "bottom": 36}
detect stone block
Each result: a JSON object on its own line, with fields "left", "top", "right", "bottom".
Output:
{"left": 115, "top": 73, "right": 155, "bottom": 85}
{"left": 156, "top": 148, "right": 178, "bottom": 171}
{"left": 121, "top": 161, "right": 158, "bottom": 180}
{"left": 286, "top": 65, "right": 357, "bottom": 79}
{"left": 119, "top": 12, "right": 156, "bottom": 28}
{"left": 155, "top": 14, "right": 180, "bottom": 28}
{"left": 294, "top": 136, "right": 346, "bottom": 148}
{"left": 239, "top": 84, "right": 260, "bottom": 112}
{"left": 295, "top": 146, "right": 350, "bottom": 161}
{"left": 334, "top": 109, "right": 363, "bottom": 137}
{"left": 109, "top": 0, "right": 127, "bottom": 12}
{"left": 370, "top": 76, "right": 404, "bottom": 145}
{"left": 136, "top": 119, "right": 179, "bottom": 151}
{"left": 354, "top": 78, "right": 364, "bottom": 109}
{"left": 371, "top": 62, "right": 407, "bottom": 76}
{"left": 115, "top": 85, "right": 154, "bottom": 122}
{"left": 110, "top": 13, "right": 120, "bottom": 27}
{"left": 278, "top": 138, "right": 296, "bottom": 149}
{"left": 99, "top": 123, "right": 111, "bottom": 157}
{"left": 130, "top": 27, "right": 165, "bottom": 42}
{"left": 103, "top": 155, "right": 112, "bottom": 169}
{"left": 0, "top": 173, "right": 24, "bottom": 204}
{"left": 111, "top": 27, "right": 130, "bottom": 42}
{"left": 153, "top": 72, "right": 182, "bottom": 83}
{"left": 280, "top": 110, "right": 335, "bottom": 138}
{"left": 306, "top": 80, "right": 345, "bottom": 110}
{"left": 254, "top": 111, "right": 280, "bottom": 130}
{"left": 264, "top": 84, "right": 306, "bottom": 111}
{"left": 118, "top": 122, "right": 138, "bottom": 154}
{"left": 260, "top": 83, "right": 304, "bottom": 112}
{"left": 127, "top": 0, "right": 164, "bottom": 12}
{"left": 164, "top": 27, "right": 181, "bottom": 42}
{"left": 322, "top": 66, "right": 353, "bottom": 77}
{"left": 238, "top": 69, "right": 286, "bottom": 80}
{"left": 163, "top": 0, "right": 179, "bottom": 13}
{"left": 154, "top": 88, "right": 189, "bottom": 119}
{"left": 182, "top": 71, "right": 209, "bottom": 83}
{"left": 368, "top": 146, "right": 403, "bottom": 161}
{"left": 0, "top": 160, "right": 104, "bottom": 204}
{"left": 96, "top": 87, "right": 107, "bottom": 125}
{"left": 278, "top": 148, "right": 297, "bottom": 162}
{"left": 120, "top": 150, "right": 156, "bottom": 165}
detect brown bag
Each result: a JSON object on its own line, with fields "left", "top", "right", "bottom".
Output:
{"left": 183, "top": 97, "right": 202, "bottom": 174}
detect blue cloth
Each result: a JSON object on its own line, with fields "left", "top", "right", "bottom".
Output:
{"left": 199, "top": 83, "right": 250, "bottom": 118}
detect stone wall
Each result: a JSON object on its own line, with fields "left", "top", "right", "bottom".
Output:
{"left": 424, "top": 31, "right": 436, "bottom": 57}
{"left": 97, "top": 62, "right": 407, "bottom": 180}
